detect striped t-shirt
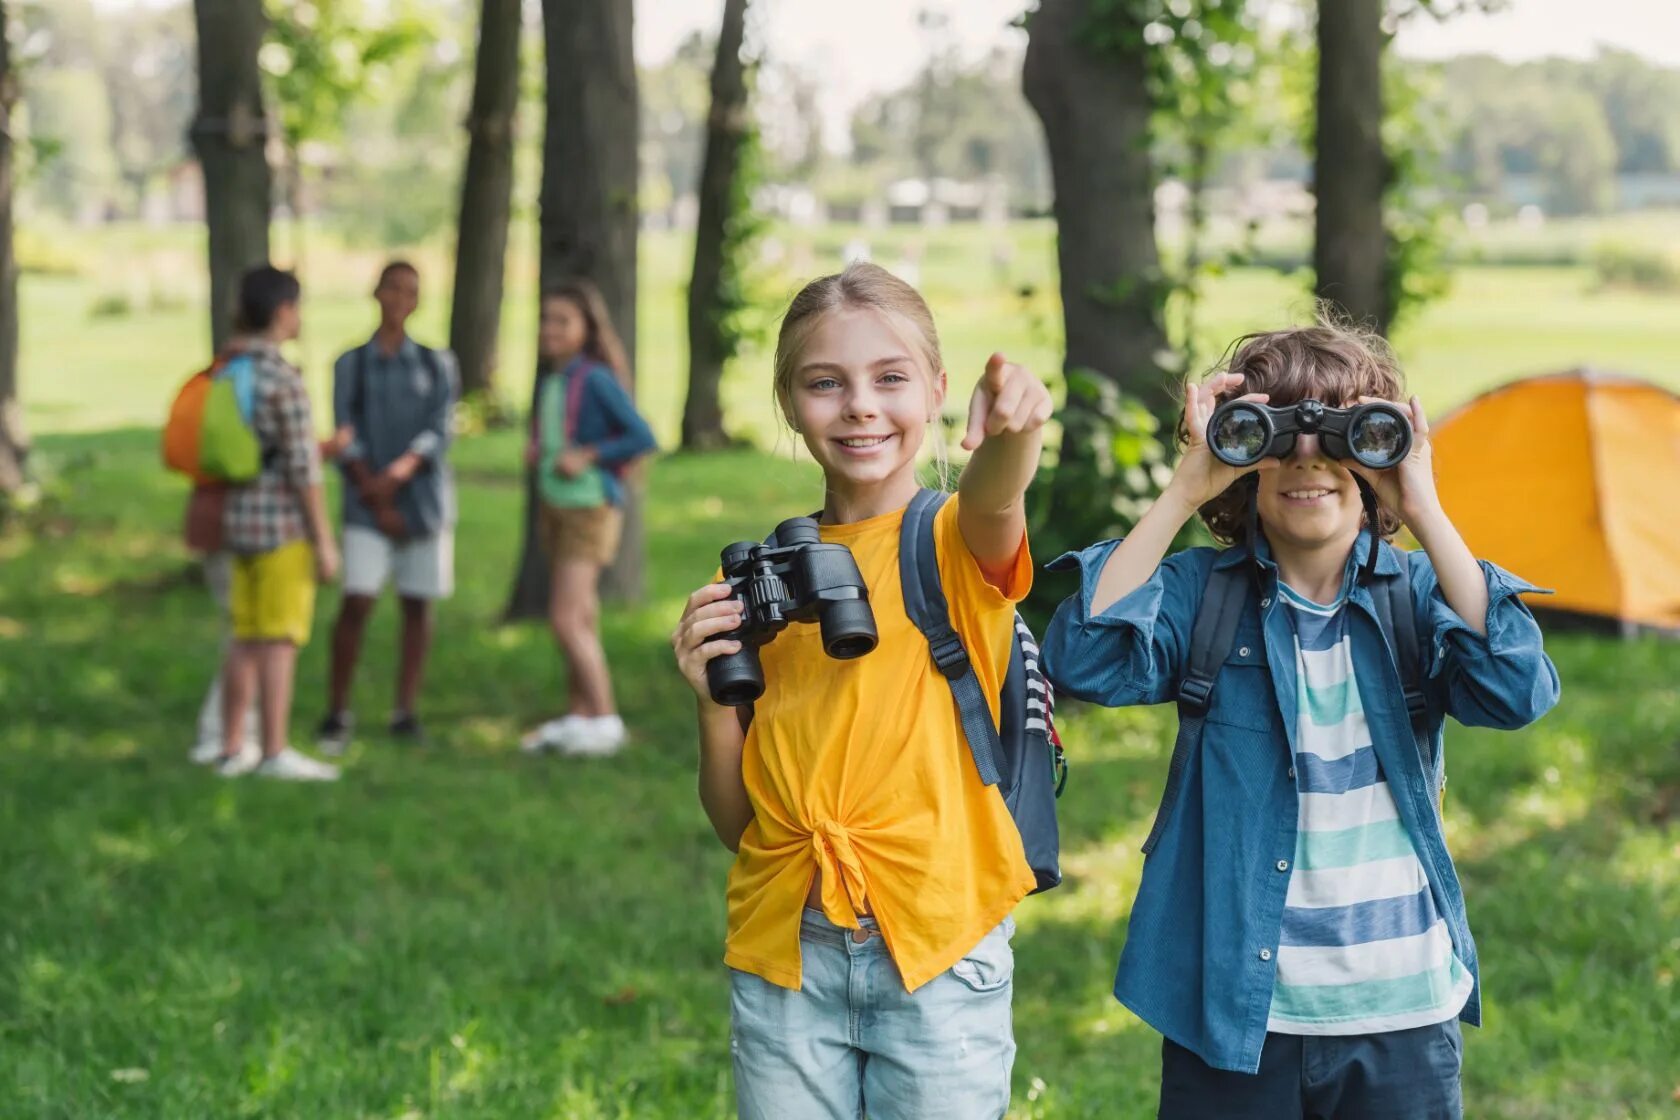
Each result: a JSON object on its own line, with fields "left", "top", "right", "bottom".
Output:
{"left": 1268, "top": 579, "right": 1474, "bottom": 1035}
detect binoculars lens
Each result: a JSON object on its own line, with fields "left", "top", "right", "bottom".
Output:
{"left": 821, "top": 596, "right": 879, "bottom": 660}
{"left": 1349, "top": 409, "right": 1407, "bottom": 468}
{"left": 1211, "top": 405, "right": 1269, "bottom": 465}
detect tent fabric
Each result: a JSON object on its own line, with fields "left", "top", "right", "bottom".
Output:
{"left": 1429, "top": 370, "right": 1680, "bottom": 630}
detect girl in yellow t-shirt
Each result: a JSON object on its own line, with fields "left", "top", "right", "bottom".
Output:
{"left": 670, "top": 262, "right": 1051, "bottom": 1119}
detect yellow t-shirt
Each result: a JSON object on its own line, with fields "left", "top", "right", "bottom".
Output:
{"left": 724, "top": 494, "right": 1037, "bottom": 992}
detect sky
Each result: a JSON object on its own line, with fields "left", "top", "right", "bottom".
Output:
{"left": 638, "top": 0, "right": 1680, "bottom": 141}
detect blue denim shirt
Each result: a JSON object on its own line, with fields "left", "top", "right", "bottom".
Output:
{"left": 1040, "top": 533, "right": 1560, "bottom": 1074}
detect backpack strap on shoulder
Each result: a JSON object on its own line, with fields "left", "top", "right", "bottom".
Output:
{"left": 1368, "top": 545, "right": 1438, "bottom": 800}
{"left": 1143, "top": 560, "right": 1249, "bottom": 855}
{"left": 899, "top": 487, "right": 1003, "bottom": 787}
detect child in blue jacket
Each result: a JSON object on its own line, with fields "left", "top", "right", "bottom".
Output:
{"left": 1042, "top": 321, "right": 1559, "bottom": 1119}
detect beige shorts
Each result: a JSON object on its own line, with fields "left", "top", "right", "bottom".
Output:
{"left": 342, "top": 525, "right": 455, "bottom": 600}
{"left": 539, "top": 503, "right": 622, "bottom": 567}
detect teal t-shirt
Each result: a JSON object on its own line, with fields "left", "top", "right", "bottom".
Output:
{"left": 538, "top": 367, "right": 607, "bottom": 509}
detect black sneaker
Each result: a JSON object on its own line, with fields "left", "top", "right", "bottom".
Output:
{"left": 316, "top": 711, "right": 355, "bottom": 756}
{"left": 388, "top": 713, "right": 426, "bottom": 743}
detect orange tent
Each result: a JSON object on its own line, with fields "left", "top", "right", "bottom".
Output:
{"left": 1429, "top": 370, "right": 1680, "bottom": 631}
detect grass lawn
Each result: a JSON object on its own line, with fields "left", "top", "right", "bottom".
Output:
{"left": 17, "top": 219, "right": 1680, "bottom": 446}
{"left": 2, "top": 426, "right": 1677, "bottom": 1117}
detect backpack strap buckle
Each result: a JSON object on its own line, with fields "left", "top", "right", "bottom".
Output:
{"left": 928, "top": 631, "right": 970, "bottom": 679}
{"left": 1177, "top": 673, "right": 1216, "bottom": 711}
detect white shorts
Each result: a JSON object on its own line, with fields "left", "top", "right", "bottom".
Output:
{"left": 342, "top": 525, "right": 455, "bottom": 600}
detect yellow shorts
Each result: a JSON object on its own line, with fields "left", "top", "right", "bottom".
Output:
{"left": 230, "top": 539, "right": 317, "bottom": 646}
{"left": 539, "top": 503, "right": 623, "bottom": 568}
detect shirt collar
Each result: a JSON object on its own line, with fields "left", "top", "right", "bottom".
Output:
{"left": 365, "top": 333, "right": 416, "bottom": 361}
{"left": 1210, "top": 528, "right": 1403, "bottom": 578}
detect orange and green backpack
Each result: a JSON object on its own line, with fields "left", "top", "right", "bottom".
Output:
{"left": 163, "top": 353, "right": 264, "bottom": 483}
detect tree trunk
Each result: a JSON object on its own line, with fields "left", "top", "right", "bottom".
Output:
{"left": 1024, "top": 0, "right": 1169, "bottom": 411}
{"left": 1023, "top": 0, "right": 1172, "bottom": 499}
{"left": 680, "top": 0, "right": 750, "bottom": 451}
{"left": 505, "top": 0, "right": 640, "bottom": 619}
{"left": 450, "top": 0, "right": 521, "bottom": 400}
{"left": 190, "top": 0, "right": 272, "bottom": 352}
{"left": 1313, "top": 0, "right": 1388, "bottom": 334}
{"left": 0, "top": 0, "right": 25, "bottom": 497}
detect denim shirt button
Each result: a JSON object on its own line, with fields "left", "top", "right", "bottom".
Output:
{"left": 1287, "top": 766, "right": 1296, "bottom": 780}
{"left": 1260, "top": 597, "right": 1271, "bottom": 608}
{"left": 1238, "top": 646, "right": 1251, "bottom": 657}
{"left": 1259, "top": 948, "right": 1272, "bottom": 961}
{"left": 1276, "top": 860, "right": 1289, "bottom": 872}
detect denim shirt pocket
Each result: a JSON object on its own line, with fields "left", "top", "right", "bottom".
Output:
{"left": 1205, "top": 630, "right": 1274, "bottom": 733}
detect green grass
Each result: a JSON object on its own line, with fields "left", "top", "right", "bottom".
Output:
{"left": 7, "top": 215, "right": 1680, "bottom": 1114}
{"left": 18, "top": 217, "right": 1680, "bottom": 445}
{"left": 2, "top": 429, "right": 1677, "bottom": 1117}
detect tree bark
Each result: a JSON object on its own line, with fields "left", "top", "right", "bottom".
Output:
{"left": 1313, "top": 0, "right": 1389, "bottom": 334}
{"left": 0, "top": 0, "right": 26, "bottom": 497}
{"left": 505, "top": 0, "right": 640, "bottom": 619}
{"left": 190, "top": 0, "right": 272, "bottom": 352}
{"left": 449, "top": 0, "right": 521, "bottom": 399}
{"left": 679, "top": 0, "right": 750, "bottom": 451}
{"left": 1023, "top": 0, "right": 1172, "bottom": 515}
{"left": 1024, "top": 0, "right": 1170, "bottom": 413}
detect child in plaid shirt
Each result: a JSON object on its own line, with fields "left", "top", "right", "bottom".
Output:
{"left": 215, "top": 266, "right": 343, "bottom": 782}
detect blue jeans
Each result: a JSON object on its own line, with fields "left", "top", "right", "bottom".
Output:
{"left": 730, "top": 908, "right": 1016, "bottom": 1120}
{"left": 1159, "top": 1020, "right": 1464, "bottom": 1120}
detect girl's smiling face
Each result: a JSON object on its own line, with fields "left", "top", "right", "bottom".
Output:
{"left": 784, "top": 306, "right": 946, "bottom": 499}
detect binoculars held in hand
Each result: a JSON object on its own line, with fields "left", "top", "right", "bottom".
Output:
{"left": 1207, "top": 398, "right": 1413, "bottom": 470}
{"left": 706, "top": 518, "right": 877, "bottom": 706}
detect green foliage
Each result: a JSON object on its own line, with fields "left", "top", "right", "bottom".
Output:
{"left": 1383, "top": 55, "right": 1455, "bottom": 332}
{"left": 641, "top": 31, "right": 712, "bottom": 214}
{"left": 1023, "top": 368, "right": 1196, "bottom": 622}
{"left": 19, "top": 66, "right": 116, "bottom": 221}
{"left": 1590, "top": 242, "right": 1680, "bottom": 292}
{"left": 261, "top": 0, "right": 432, "bottom": 153}
{"left": 709, "top": 121, "right": 772, "bottom": 367}
{"left": 844, "top": 38, "right": 1050, "bottom": 210}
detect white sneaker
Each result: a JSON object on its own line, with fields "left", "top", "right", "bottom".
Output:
{"left": 560, "top": 714, "right": 627, "bottom": 757}
{"left": 520, "top": 715, "right": 583, "bottom": 754}
{"left": 254, "top": 748, "right": 341, "bottom": 782}
{"left": 192, "top": 737, "right": 260, "bottom": 764}
{"left": 214, "top": 744, "right": 262, "bottom": 777}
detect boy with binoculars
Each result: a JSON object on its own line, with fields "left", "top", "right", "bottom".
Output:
{"left": 1042, "top": 319, "right": 1560, "bottom": 1119}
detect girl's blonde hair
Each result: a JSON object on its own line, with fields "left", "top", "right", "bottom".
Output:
{"left": 771, "top": 261, "right": 950, "bottom": 483}
{"left": 543, "top": 278, "right": 632, "bottom": 389}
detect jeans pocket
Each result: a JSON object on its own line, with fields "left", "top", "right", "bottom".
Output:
{"left": 950, "top": 926, "right": 1015, "bottom": 993}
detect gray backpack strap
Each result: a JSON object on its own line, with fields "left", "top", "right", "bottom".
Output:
{"left": 899, "top": 488, "right": 1004, "bottom": 787}
{"left": 1369, "top": 547, "right": 1438, "bottom": 800}
{"left": 1144, "top": 561, "right": 1248, "bottom": 855}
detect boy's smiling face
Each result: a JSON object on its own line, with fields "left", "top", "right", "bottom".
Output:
{"left": 1254, "top": 417, "right": 1366, "bottom": 556}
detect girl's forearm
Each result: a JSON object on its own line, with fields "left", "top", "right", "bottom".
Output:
{"left": 697, "top": 702, "right": 754, "bottom": 851}
{"left": 958, "top": 426, "right": 1043, "bottom": 516}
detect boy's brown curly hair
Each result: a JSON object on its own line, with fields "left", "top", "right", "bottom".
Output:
{"left": 1180, "top": 315, "right": 1408, "bottom": 546}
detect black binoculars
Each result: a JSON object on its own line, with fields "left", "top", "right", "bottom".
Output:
{"left": 1207, "top": 398, "right": 1412, "bottom": 470}
{"left": 706, "top": 517, "right": 878, "bottom": 706}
